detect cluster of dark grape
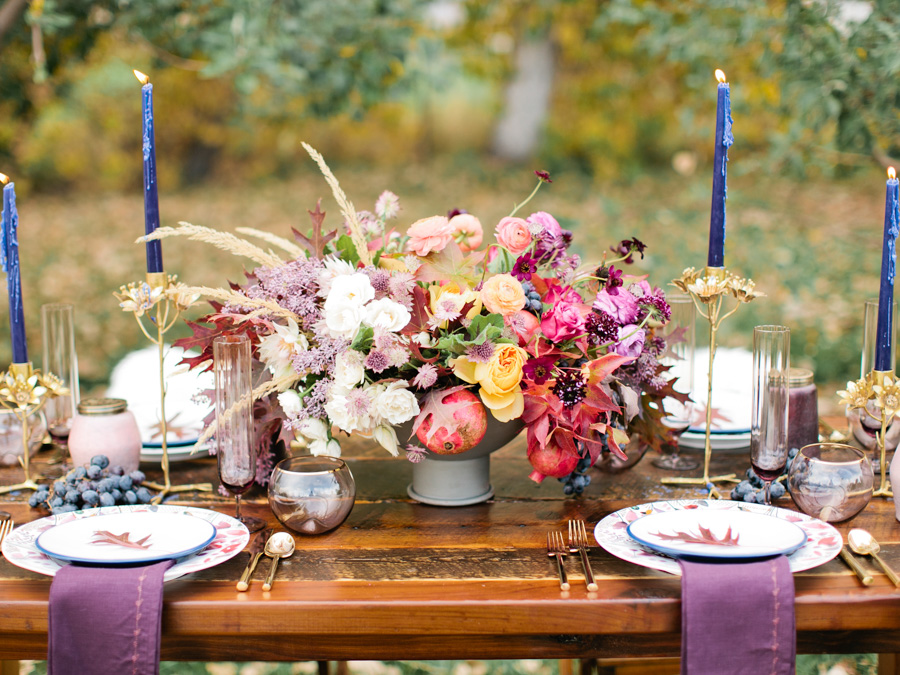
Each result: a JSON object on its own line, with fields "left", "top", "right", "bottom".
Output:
{"left": 28, "top": 455, "right": 156, "bottom": 514}
{"left": 730, "top": 447, "right": 799, "bottom": 503}
{"left": 559, "top": 455, "right": 593, "bottom": 495}
{"left": 521, "top": 281, "right": 543, "bottom": 314}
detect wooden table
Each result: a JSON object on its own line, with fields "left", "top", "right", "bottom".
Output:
{"left": 1, "top": 437, "right": 899, "bottom": 667}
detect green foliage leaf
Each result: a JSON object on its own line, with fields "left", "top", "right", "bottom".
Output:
{"left": 334, "top": 234, "right": 360, "bottom": 266}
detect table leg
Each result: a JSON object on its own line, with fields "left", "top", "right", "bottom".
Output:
{"left": 880, "top": 654, "right": 900, "bottom": 675}
{"left": 0, "top": 661, "right": 18, "bottom": 675}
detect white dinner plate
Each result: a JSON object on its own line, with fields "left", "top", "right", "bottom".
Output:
{"left": 679, "top": 430, "right": 751, "bottom": 451}
{"left": 2, "top": 505, "right": 249, "bottom": 581}
{"left": 688, "top": 347, "right": 752, "bottom": 435}
{"left": 36, "top": 510, "right": 217, "bottom": 565}
{"left": 140, "top": 443, "right": 209, "bottom": 464}
{"left": 626, "top": 508, "right": 806, "bottom": 560}
{"left": 595, "top": 499, "right": 842, "bottom": 575}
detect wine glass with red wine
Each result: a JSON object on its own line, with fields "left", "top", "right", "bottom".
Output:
{"left": 214, "top": 335, "right": 265, "bottom": 533}
{"left": 750, "top": 325, "right": 790, "bottom": 505}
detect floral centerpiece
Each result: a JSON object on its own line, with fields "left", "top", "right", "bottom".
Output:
{"left": 150, "top": 145, "right": 680, "bottom": 494}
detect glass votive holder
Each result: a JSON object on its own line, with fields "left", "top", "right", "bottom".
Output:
{"left": 0, "top": 408, "right": 47, "bottom": 466}
{"left": 787, "top": 443, "right": 874, "bottom": 522}
{"left": 268, "top": 456, "right": 356, "bottom": 535}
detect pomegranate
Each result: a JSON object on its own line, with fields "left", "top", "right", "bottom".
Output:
{"left": 416, "top": 388, "right": 488, "bottom": 455}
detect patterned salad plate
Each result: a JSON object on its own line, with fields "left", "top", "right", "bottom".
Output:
{"left": 595, "top": 499, "right": 842, "bottom": 575}
{"left": 2, "top": 504, "right": 249, "bottom": 581}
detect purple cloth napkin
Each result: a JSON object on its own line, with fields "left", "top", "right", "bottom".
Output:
{"left": 48, "top": 560, "right": 174, "bottom": 675}
{"left": 679, "top": 556, "right": 795, "bottom": 675}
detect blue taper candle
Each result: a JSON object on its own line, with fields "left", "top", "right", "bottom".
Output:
{"left": 875, "top": 166, "right": 900, "bottom": 372}
{"left": 135, "top": 70, "right": 163, "bottom": 274}
{"left": 0, "top": 176, "right": 28, "bottom": 364}
{"left": 707, "top": 69, "right": 734, "bottom": 268}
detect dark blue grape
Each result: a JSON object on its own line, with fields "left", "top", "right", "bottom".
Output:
{"left": 73, "top": 466, "right": 87, "bottom": 480}
{"left": 53, "top": 504, "right": 78, "bottom": 514}
{"left": 129, "top": 470, "right": 145, "bottom": 485}
{"left": 109, "top": 465, "right": 125, "bottom": 476}
{"left": 744, "top": 491, "right": 757, "bottom": 504}
{"left": 97, "top": 478, "right": 115, "bottom": 493}
{"left": 110, "top": 489, "right": 122, "bottom": 502}
{"left": 86, "top": 465, "right": 102, "bottom": 480}
{"left": 562, "top": 483, "right": 574, "bottom": 495}
{"left": 99, "top": 492, "right": 116, "bottom": 507}
{"left": 118, "top": 475, "right": 133, "bottom": 491}
{"left": 49, "top": 496, "right": 64, "bottom": 508}
{"left": 82, "top": 490, "right": 100, "bottom": 506}
{"left": 90, "top": 455, "right": 110, "bottom": 469}
{"left": 28, "top": 494, "right": 41, "bottom": 508}
{"left": 135, "top": 487, "right": 152, "bottom": 504}
{"left": 124, "top": 490, "right": 137, "bottom": 505}
{"left": 76, "top": 482, "right": 91, "bottom": 493}
{"left": 64, "top": 489, "right": 80, "bottom": 504}
{"left": 769, "top": 482, "right": 786, "bottom": 500}
{"left": 52, "top": 480, "right": 66, "bottom": 494}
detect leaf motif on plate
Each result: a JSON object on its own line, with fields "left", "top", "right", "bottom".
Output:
{"left": 90, "top": 530, "right": 152, "bottom": 550}
{"left": 651, "top": 525, "right": 741, "bottom": 547}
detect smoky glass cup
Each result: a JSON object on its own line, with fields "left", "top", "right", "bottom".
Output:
{"left": 787, "top": 443, "right": 874, "bottom": 522}
{"left": 268, "top": 456, "right": 356, "bottom": 535}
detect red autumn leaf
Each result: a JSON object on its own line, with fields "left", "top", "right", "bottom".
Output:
{"left": 401, "top": 285, "right": 432, "bottom": 336}
{"left": 292, "top": 199, "right": 337, "bottom": 259}
{"left": 650, "top": 525, "right": 741, "bottom": 547}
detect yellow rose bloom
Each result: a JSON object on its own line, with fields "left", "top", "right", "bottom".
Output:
{"left": 449, "top": 344, "right": 526, "bottom": 422}
{"left": 429, "top": 282, "right": 482, "bottom": 327}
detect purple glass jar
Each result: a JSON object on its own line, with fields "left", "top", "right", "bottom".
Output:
{"left": 69, "top": 398, "right": 142, "bottom": 472}
{"left": 788, "top": 368, "right": 818, "bottom": 451}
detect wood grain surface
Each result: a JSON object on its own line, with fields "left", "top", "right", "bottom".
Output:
{"left": 1, "top": 432, "right": 899, "bottom": 661}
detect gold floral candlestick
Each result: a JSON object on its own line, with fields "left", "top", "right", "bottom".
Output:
{"left": 116, "top": 273, "right": 210, "bottom": 502}
{"left": 839, "top": 371, "right": 897, "bottom": 497}
{"left": 661, "top": 266, "right": 763, "bottom": 498}
{"left": 0, "top": 362, "right": 67, "bottom": 494}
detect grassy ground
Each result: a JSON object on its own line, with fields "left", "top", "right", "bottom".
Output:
{"left": 8, "top": 157, "right": 888, "bottom": 408}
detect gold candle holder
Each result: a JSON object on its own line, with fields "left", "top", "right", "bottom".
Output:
{"left": 116, "top": 272, "right": 211, "bottom": 502}
{"left": 839, "top": 370, "right": 896, "bottom": 498}
{"left": 0, "top": 361, "right": 67, "bottom": 495}
{"left": 661, "top": 265, "right": 764, "bottom": 498}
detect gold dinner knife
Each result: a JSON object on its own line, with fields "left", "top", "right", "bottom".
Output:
{"left": 237, "top": 527, "right": 272, "bottom": 591}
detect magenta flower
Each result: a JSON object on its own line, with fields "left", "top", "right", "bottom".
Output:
{"left": 612, "top": 325, "right": 646, "bottom": 359}
{"left": 593, "top": 289, "right": 639, "bottom": 325}
{"left": 523, "top": 355, "right": 557, "bottom": 385}
{"left": 540, "top": 302, "right": 586, "bottom": 343}
{"left": 512, "top": 253, "right": 538, "bottom": 281}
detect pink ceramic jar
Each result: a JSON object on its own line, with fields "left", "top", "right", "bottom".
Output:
{"left": 68, "top": 398, "right": 142, "bottom": 472}
{"left": 788, "top": 368, "right": 818, "bottom": 451}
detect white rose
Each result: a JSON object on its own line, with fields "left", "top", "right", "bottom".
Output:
{"left": 412, "top": 332, "right": 436, "bottom": 348}
{"left": 372, "top": 380, "right": 420, "bottom": 425}
{"left": 257, "top": 318, "right": 308, "bottom": 381}
{"left": 323, "top": 300, "right": 366, "bottom": 340}
{"left": 334, "top": 350, "right": 366, "bottom": 389}
{"left": 325, "top": 273, "right": 375, "bottom": 308}
{"left": 297, "top": 417, "right": 329, "bottom": 442}
{"left": 317, "top": 257, "right": 357, "bottom": 298}
{"left": 373, "top": 424, "right": 399, "bottom": 457}
{"left": 363, "top": 298, "right": 412, "bottom": 333}
{"left": 277, "top": 390, "right": 304, "bottom": 418}
{"left": 309, "top": 438, "right": 342, "bottom": 457}
{"left": 324, "top": 387, "right": 374, "bottom": 434}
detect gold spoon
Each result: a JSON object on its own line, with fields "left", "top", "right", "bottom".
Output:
{"left": 261, "top": 532, "right": 295, "bottom": 592}
{"left": 848, "top": 529, "right": 900, "bottom": 587}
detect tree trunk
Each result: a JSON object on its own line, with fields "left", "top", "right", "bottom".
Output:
{"left": 491, "top": 38, "right": 555, "bottom": 161}
{"left": 0, "top": 0, "right": 28, "bottom": 46}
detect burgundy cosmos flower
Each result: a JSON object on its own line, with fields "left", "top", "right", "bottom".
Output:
{"left": 595, "top": 264, "right": 623, "bottom": 295}
{"left": 610, "top": 237, "right": 647, "bottom": 264}
{"left": 512, "top": 253, "right": 538, "bottom": 281}
{"left": 534, "top": 170, "right": 553, "bottom": 184}
{"left": 523, "top": 355, "right": 557, "bottom": 385}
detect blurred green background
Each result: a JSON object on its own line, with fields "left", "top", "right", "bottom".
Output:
{"left": 0, "top": 0, "right": 898, "bottom": 404}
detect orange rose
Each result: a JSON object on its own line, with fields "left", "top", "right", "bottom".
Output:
{"left": 449, "top": 343, "right": 527, "bottom": 422}
{"left": 481, "top": 274, "right": 526, "bottom": 316}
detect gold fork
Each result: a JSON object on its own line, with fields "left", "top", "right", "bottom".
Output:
{"left": 568, "top": 519, "right": 599, "bottom": 591}
{"left": 547, "top": 531, "right": 570, "bottom": 591}
{"left": 0, "top": 512, "right": 13, "bottom": 555}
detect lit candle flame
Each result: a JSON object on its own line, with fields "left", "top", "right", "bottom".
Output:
{"left": 0, "top": 173, "right": 8, "bottom": 185}
{"left": 889, "top": 167, "right": 897, "bottom": 180}
{"left": 715, "top": 69, "right": 727, "bottom": 84}
{"left": 133, "top": 69, "right": 150, "bottom": 85}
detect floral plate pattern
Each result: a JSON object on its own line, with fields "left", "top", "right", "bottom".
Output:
{"left": 594, "top": 499, "right": 842, "bottom": 575}
{"left": 2, "top": 504, "right": 249, "bottom": 582}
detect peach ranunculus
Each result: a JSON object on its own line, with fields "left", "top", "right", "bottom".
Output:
{"left": 406, "top": 216, "right": 454, "bottom": 256}
{"left": 481, "top": 274, "right": 526, "bottom": 316}
{"left": 495, "top": 217, "right": 532, "bottom": 255}
{"left": 429, "top": 281, "right": 482, "bottom": 327}
{"left": 448, "top": 213, "right": 483, "bottom": 252}
{"left": 449, "top": 343, "right": 527, "bottom": 421}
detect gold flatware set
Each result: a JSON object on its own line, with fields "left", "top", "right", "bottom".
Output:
{"left": 547, "top": 520, "right": 597, "bottom": 591}
{"left": 236, "top": 529, "right": 295, "bottom": 592}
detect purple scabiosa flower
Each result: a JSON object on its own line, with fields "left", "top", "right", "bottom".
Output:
{"left": 466, "top": 340, "right": 496, "bottom": 363}
{"left": 406, "top": 444, "right": 427, "bottom": 463}
{"left": 638, "top": 294, "right": 671, "bottom": 323}
{"left": 585, "top": 310, "right": 619, "bottom": 345}
{"left": 523, "top": 355, "right": 557, "bottom": 385}
{"left": 375, "top": 191, "right": 400, "bottom": 220}
{"left": 412, "top": 363, "right": 438, "bottom": 389}
{"left": 364, "top": 350, "right": 391, "bottom": 373}
{"left": 368, "top": 268, "right": 391, "bottom": 294}
{"left": 552, "top": 370, "right": 587, "bottom": 409}
{"left": 512, "top": 253, "right": 538, "bottom": 282}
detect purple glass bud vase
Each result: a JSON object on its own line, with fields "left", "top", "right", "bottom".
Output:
{"left": 788, "top": 368, "right": 818, "bottom": 452}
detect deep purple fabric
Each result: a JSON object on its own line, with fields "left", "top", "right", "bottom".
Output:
{"left": 679, "top": 556, "right": 795, "bottom": 675}
{"left": 48, "top": 560, "right": 174, "bottom": 675}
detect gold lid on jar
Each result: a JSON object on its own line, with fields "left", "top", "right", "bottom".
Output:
{"left": 77, "top": 397, "right": 128, "bottom": 415}
{"left": 789, "top": 368, "right": 814, "bottom": 387}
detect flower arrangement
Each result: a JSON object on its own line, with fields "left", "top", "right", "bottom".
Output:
{"left": 149, "top": 144, "right": 680, "bottom": 493}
